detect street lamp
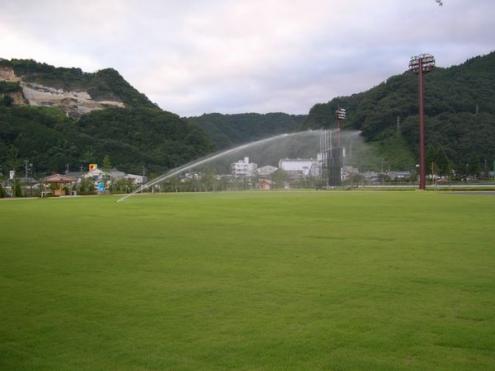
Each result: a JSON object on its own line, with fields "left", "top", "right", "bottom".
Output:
{"left": 409, "top": 53, "right": 435, "bottom": 190}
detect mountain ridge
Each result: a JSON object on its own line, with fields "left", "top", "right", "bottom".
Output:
{"left": 187, "top": 112, "right": 306, "bottom": 150}
{"left": 303, "top": 51, "right": 495, "bottom": 175}
{"left": 0, "top": 58, "right": 212, "bottom": 175}
{"left": 1, "top": 52, "right": 494, "bottom": 178}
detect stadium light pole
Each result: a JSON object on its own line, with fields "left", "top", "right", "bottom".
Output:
{"left": 330, "top": 108, "right": 345, "bottom": 186}
{"left": 335, "top": 108, "right": 346, "bottom": 147}
{"left": 409, "top": 54, "right": 435, "bottom": 190}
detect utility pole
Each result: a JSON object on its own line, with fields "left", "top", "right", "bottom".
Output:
{"left": 432, "top": 161, "right": 435, "bottom": 186}
{"left": 142, "top": 165, "right": 146, "bottom": 192}
{"left": 409, "top": 54, "right": 435, "bottom": 190}
{"left": 24, "top": 160, "right": 33, "bottom": 196}
{"left": 24, "top": 160, "right": 29, "bottom": 186}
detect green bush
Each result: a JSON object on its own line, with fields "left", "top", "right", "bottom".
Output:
{"left": 78, "top": 178, "right": 95, "bottom": 195}
{"left": 13, "top": 179, "right": 23, "bottom": 197}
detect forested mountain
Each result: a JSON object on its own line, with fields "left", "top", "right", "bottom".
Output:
{"left": 187, "top": 112, "right": 306, "bottom": 150}
{"left": 1, "top": 52, "right": 494, "bottom": 179}
{"left": 303, "top": 52, "right": 495, "bottom": 176}
{"left": 0, "top": 59, "right": 212, "bottom": 176}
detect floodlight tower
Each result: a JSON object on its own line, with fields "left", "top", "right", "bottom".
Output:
{"left": 336, "top": 108, "right": 346, "bottom": 146}
{"left": 326, "top": 108, "right": 346, "bottom": 187}
{"left": 409, "top": 54, "right": 435, "bottom": 190}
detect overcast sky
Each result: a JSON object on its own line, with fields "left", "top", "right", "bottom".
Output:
{"left": 0, "top": 0, "right": 493, "bottom": 116}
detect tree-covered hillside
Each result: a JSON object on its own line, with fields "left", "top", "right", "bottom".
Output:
{"left": 303, "top": 52, "right": 495, "bottom": 176}
{"left": 0, "top": 105, "right": 213, "bottom": 176}
{"left": 0, "top": 59, "right": 213, "bottom": 177}
{"left": 188, "top": 112, "right": 306, "bottom": 150}
{"left": 77, "top": 108, "right": 212, "bottom": 173}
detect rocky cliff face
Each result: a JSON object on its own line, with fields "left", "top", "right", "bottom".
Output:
{"left": 8, "top": 91, "right": 27, "bottom": 105}
{"left": 21, "top": 82, "right": 124, "bottom": 116}
{"left": 0, "top": 66, "right": 20, "bottom": 82}
{"left": 0, "top": 65, "right": 125, "bottom": 117}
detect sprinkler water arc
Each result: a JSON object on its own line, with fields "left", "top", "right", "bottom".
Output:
{"left": 116, "top": 131, "right": 315, "bottom": 203}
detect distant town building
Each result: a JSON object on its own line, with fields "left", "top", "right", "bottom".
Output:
{"left": 386, "top": 171, "right": 412, "bottom": 181}
{"left": 278, "top": 159, "right": 320, "bottom": 178}
{"left": 65, "top": 171, "right": 84, "bottom": 181}
{"left": 361, "top": 171, "right": 382, "bottom": 184}
{"left": 125, "top": 174, "right": 147, "bottom": 185}
{"left": 231, "top": 157, "right": 258, "bottom": 177}
{"left": 109, "top": 168, "right": 126, "bottom": 179}
{"left": 256, "top": 165, "right": 278, "bottom": 177}
{"left": 79, "top": 167, "right": 147, "bottom": 185}
{"left": 83, "top": 168, "right": 106, "bottom": 180}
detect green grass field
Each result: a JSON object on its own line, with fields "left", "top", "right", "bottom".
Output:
{"left": 1, "top": 191, "right": 494, "bottom": 370}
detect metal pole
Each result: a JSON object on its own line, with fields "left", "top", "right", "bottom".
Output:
{"left": 24, "top": 160, "right": 28, "bottom": 185}
{"left": 418, "top": 59, "right": 426, "bottom": 190}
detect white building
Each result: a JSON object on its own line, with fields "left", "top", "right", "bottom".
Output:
{"left": 257, "top": 165, "right": 278, "bottom": 177}
{"left": 81, "top": 167, "right": 147, "bottom": 185}
{"left": 231, "top": 157, "right": 258, "bottom": 177}
{"left": 126, "top": 174, "right": 147, "bottom": 185}
{"left": 278, "top": 159, "right": 320, "bottom": 178}
{"left": 109, "top": 168, "right": 126, "bottom": 179}
{"left": 83, "top": 168, "right": 107, "bottom": 180}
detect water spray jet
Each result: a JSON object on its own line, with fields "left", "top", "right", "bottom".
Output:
{"left": 116, "top": 129, "right": 372, "bottom": 202}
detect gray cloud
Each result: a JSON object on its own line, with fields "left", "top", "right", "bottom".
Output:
{"left": 0, "top": 0, "right": 493, "bottom": 115}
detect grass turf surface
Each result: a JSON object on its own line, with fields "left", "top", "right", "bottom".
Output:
{"left": 1, "top": 191, "right": 494, "bottom": 370}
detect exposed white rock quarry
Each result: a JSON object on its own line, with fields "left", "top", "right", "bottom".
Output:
{"left": 21, "top": 82, "right": 125, "bottom": 117}
{"left": 0, "top": 66, "right": 125, "bottom": 116}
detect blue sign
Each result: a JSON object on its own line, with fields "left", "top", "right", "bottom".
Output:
{"left": 97, "top": 181, "right": 105, "bottom": 192}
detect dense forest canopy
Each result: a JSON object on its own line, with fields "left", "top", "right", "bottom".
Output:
{"left": 187, "top": 112, "right": 306, "bottom": 150}
{"left": 0, "top": 105, "right": 213, "bottom": 176}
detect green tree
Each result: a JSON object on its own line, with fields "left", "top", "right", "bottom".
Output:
{"left": 5, "top": 145, "right": 20, "bottom": 172}
{"left": 1, "top": 95, "right": 13, "bottom": 107}
{"left": 13, "top": 179, "right": 23, "bottom": 197}
{"left": 0, "top": 182, "right": 6, "bottom": 198}
{"left": 110, "top": 178, "right": 135, "bottom": 194}
{"left": 103, "top": 155, "right": 112, "bottom": 172}
{"left": 78, "top": 177, "right": 95, "bottom": 195}
{"left": 201, "top": 168, "right": 217, "bottom": 191}
{"left": 271, "top": 169, "right": 288, "bottom": 188}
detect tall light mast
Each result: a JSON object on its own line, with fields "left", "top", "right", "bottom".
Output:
{"left": 409, "top": 54, "right": 435, "bottom": 190}
{"left": 326, "top": 108, "right": 345, "bottom": 187}
{"left": 336, "top": 108, "right": 346, "bottom": 147}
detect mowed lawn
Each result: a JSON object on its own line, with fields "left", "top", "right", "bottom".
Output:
{"left": 1, "top": 191, "right": 494, "bottom": 370}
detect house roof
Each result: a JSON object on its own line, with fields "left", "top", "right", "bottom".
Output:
{"left": 44, "top": 174, "right": 77, "bottom": 183}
